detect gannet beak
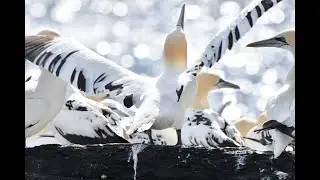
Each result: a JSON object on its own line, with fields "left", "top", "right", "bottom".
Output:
{"left": 247, "top": 37, "right": 288, "bottom": 48}
{"left": 176, "top": 4, "right": 185, "bottom": 30}
{"left": 216, "top": 78, "right": 240, "bottom": 89}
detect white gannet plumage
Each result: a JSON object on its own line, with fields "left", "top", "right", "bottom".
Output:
{"left": 26, "top": 29, "right": 139, "bottom": 144}
{"left": 25, "top": 5, "right": 193, "bottom": 138}
{"left": 243, "top": 111, "right": 295, "bottom": 153}
{"left": 25, "top": 30, "right": 67, "bottom": 138}
{"left": 246, "top": 28, "right": 295, "bottom": 158}
{"left": 98, "top": 99, "right": 178, "bottom": 145}
{"left": 26, "top": 124, "right": 61, "bottom": 147}
{"left": 181, "top": 70, "right": 244, "bottom": 148}
{"left": 47, "top": 85, "right": 130, "bottom": 145}
{"left": 25, "top": 0, "right": 284, "bottom": 138}
{"left": 125, "top": 0, "right": 285, "bottom": 135}
{"left": 49, "top": 93, "right": 178, "bottom": 145}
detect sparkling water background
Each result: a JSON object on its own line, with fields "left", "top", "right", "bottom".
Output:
{"left": 25, "top": 0, "right": 295, "bottom": 125}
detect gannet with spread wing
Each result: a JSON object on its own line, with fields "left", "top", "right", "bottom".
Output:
{"left": 246, "top": 29, "right": 295, "bottom": 158}
{"left": 26, "top": 29, "right": 136, "bottom": 143}
{"left": 25, "top": 0, "right": 284, "bottom": 138}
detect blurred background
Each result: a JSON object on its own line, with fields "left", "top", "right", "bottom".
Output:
{"left": 25, "top": 0, "right": 295, "bottom": 123}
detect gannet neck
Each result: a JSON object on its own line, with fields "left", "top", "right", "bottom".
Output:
{"left": 191, "top": 91, "right": 210, "bottom": 110}
{"left": 163, "top": 28, "right": 187, "bottom": 72}
{"left": 163, "top": 4, "right": 187, "bottom": 72}
{"left": 190, "top": 72, "right": 218, "bottom": 109}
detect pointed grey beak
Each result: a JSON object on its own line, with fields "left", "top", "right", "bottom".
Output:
{"left": 216, "top": 78, "right": 240, "bottom": 89}
{"left": 176, "top": 4, "right": 185, "bottom": 30}
{"left": 247, "top": 37, "right": 288, "bottom": 48}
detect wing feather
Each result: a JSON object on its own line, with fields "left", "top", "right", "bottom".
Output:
{"left": 50, "top": 87, "right": 130, "bottom": 144}
{"left": 25, "top": 35, "right": 151, "bottom": 109}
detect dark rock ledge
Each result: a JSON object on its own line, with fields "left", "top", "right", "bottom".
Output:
{"left": 25, "top": 144, "right": 295, "bottom": 180}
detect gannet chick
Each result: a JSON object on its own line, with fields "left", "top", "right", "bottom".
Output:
{"left": 25, "top": 29, "right": 67, "bottom": 138}
{"left": 246, "top": 29, "right": 295, "bottom": 158}
{"left": 25, "top": 1, "right": 283, "bottom": 140}
{"left": 234, "top": 111, "right": 266, "bottom": 137}
{"left": 181, "top": 70, "right": 243, "bottom": 148}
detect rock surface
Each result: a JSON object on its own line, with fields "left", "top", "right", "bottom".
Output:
{"left": 25, "top": 144, "right": 295, "bottom": 180}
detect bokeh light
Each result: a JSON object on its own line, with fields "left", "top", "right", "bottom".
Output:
{"left": 25, "top": 0, "right": 295, "bottom": 123}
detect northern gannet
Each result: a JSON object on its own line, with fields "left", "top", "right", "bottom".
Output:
{"left": 25, "top": 0, "right": 284, "bottom": 139}
{"left": 26, "top": 29, "right": 135, "bottom": 143}
{"left": 25, "top": 30, "right": 67, "bottom": 138}
{"left": 25, "top": 5, "right": 190, "bottom": 139}
{"left": 243, "top": 111, "right": 294, "bottom": 154}
{"left": 246, "top": 29, "right": 295, "bottom": 158}
{"left": 181, "top": 70, "right": 244, "bottom": 148}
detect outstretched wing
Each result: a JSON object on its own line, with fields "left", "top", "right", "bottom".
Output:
{"left": 25, "top": 35, "right": 151, "bottom": 109}
{"left": 183, "top": 0, "right": 284, "bottom": 79}
{"left": 176, "top": 1, "right": 284, "bottom": 109}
